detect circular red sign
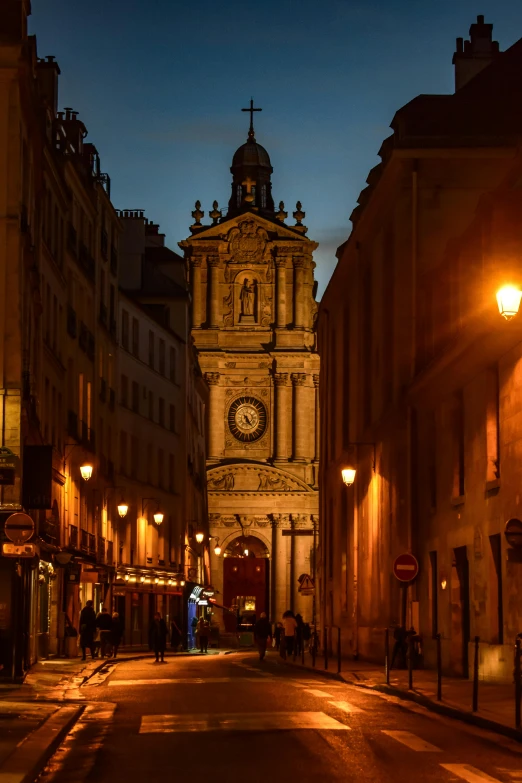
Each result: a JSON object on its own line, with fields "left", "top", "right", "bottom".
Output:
{"left": 393, "top": 553, "right": 419, "bottom": 582}
{"left": 4, "top": 512, "right": 35, "bottom": 545}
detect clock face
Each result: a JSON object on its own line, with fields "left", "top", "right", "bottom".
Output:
{"left": 228, "top": 396, "right": 267, "bottom": 443}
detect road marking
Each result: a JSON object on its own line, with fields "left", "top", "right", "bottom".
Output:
{"left": 303, "top": 689, "right": 335, "bottom": 698}
{"left": 328, "top": 701, "right": 364, "bottom": 713}
{"left": 139, "top": 711, "right": 350, "bottom": 733}
{"left": 109, "top": 677, "right": 276, "bottom": 686}
{"left": 382, "top": 731, "right": 441, "bottom": 752}
{"left": 441, "top": 765, "right": 503, "bottom": 783}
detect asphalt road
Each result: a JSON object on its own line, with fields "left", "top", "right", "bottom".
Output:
{"left": 39, "top": 652, "right": 522, "bottom": 783}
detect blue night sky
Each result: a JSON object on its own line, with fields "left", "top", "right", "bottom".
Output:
{"left": 30, "top": 0, "right": 522, "bottom": 297}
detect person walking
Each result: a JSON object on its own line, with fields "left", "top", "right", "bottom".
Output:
{"left": 274, "top": 622, "right": 283, "bottom": 652}
{"left": 197, "top": 616, "right": 210, "bottom": 653}
{"left": 79, "top": 600, "right": 97, "bottom": 660}
{"left": 96, "top": 607, "right": 113, "bottom": 658}
{"left": 109, "top": 612, "right": 123, "bottom": 659}
{"left": 254, "top": 612, "right": 271, "bottom": 661}
{"left": 149, "top": 612, "right": 168, "bottom": 663}
{"left": 282, "top": 610, "right": 297, "bottom": 659}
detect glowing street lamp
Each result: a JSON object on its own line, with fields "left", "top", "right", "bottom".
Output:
{"left": 117, "top": 502, "right": 129, "bottom": 518}
{"left": 341, "top": 467, "right": 356, "bottom": 486}
{"left": 214, "top": 544, "right": 222, "bottom": 556}
{"left": 80, "top": 464, "right": 93, "bottom": 481}
{"left": 496, "top": 285, "right": 522, "bottom": 320}
{"left": 195, "top": 531, "right": 205, "bottom": 544}
{"left": 153, "top": 512, "right": 164, "bottom": 525}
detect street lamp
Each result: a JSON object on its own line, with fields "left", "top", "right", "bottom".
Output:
{"left": 214, "top": 543, "right": 222, "bottom": 556}
{"left": 153, "top": 512, "right": 164, "bottom": 525}
{"left": 117, "top": 501, "right": 129, "bottom": 518}
{"left": 80, "top": 464, "right": 93, "bottom": 481}
{"left": 496, "top": 285, "right": 522, "bottom": 320}
{"left": 195, "top": 531, "right": 205, "bottom": 544}
{"left": 341, "top": 467, "right": 356, "bottom": 486}
{"left": 142, "top": 498, "right": 163, "bottom": 525}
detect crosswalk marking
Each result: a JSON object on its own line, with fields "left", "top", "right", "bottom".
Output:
{"left": 303, "top": 689, "right": 335, "bottom": 698}
{"left": 328, "top": 700, "right": 364, "bottom": 714}
{"left": 139, "top": 711, "right": 350, "bottom": 733}
{"left": 382, "top": 731, "right": 441, "bottom": 752}
{"left": 441, "top": 764, "right": 502, "bottom": 783}
{"left": 109, "top": 677, "right": 276, "bottom": 687}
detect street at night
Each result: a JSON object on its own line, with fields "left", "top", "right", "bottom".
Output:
{"left": 37, "top": 654, "right": 522, "bottom": 783}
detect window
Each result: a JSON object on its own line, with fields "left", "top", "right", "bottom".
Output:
{"left": 131, "top": 436, "right": 139, "bottom": 480}
{"left": 169, "top": 347, "right": 177, "bottom": 383}
{"left": 169, "top": 404, "right": 176, "bottom": 432}
{"left": 86, "top": 382, "right": 92, "bottom": 433}
{"left": 158, "top": 397, "right": 165, "bottom": 427}
{"left": 260, "top": 184, "right": 267, "bottom": 209}
{"left": 132, "top": 318, "right": 139, "bottom": 357}
{"left": 159, "top": 339, "right": 166, "bottom": 375}
{"left": 148, "top": 390, "right": 154, "bottom": 420}
{"left": 147, "top": 443, "right": 153, "bottom": 485}
{"left": 148, "top": 330, "right": 154, "bottom": 368}
{"left": 132, "top": 381, "right": 139, "bottom": 413}
{"left": 120, "top": 431, "right": 128, "bottom": 475}
{"left": 78, "top": 373, "right": 84, "bottom": 423}
{"left": 120, "top": 374, "right": 128, "bottom": 407}
{"left": 158, "top": 448, "right": 164, "bottom": 489}
{"left": 121, "top": 310, "right": 129, "bottom": 350}
{"left": 169, "top": 454, "right": 175, "bottom": 492}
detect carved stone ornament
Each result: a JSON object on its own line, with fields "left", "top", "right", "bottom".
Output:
{"left": 260, "top": 287, "right": 273, "bottom": 327}
{"left": 272, "top": 514, "right": 291, "bottom": 528}
{"left": 206, "top": 464, "right": 312, "bottom": 493}
{"left": 292, "top": 513, "right": 311, "bottom": 528}
{"left": 258, "top": 471, "right": 292, "bottom": 492}
{"left": 209, "top": 513, "right": 221, "bottom": 524}
{"left": 228, "top": 220, "right": 267, "bottom": 263}
{"left": 223, "top": 286, "right": 233, "bottom": 327}
{"left": 204, "top": 372, "right": 220, "bottom": 386}
{"left": 207, "top": 472, "right": 235, "bottom": 491}
{"left": 291, "top": 372, "right": 307, "bottom": 386}
{"left": 222, "top": 516, "right": 238, "bottom": 528}
{"left": 273, "top": 372, "right": 289, "bottom": 386}
{"left": 225, "top": 361, "right": 237, "bottom": 369}
{"left": 254, "top": 516, "right": 271, "bottom": 528}
{"left": 313, "top": 374, "right": 319, "bottom": 388}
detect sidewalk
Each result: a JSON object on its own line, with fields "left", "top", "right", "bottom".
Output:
{"left": 278, "top": 653, "right": 522, "bottom": 741}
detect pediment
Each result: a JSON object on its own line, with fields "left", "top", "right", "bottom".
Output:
{"left": 207, "top": 463, "right": 312, "bottom": 493}
{"left": 183, "top": 212, "right": 315, "bottom": 245}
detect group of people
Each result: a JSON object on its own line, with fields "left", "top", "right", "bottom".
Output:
{"left": 79, "top": 602, "right": 123, "bottom": 661}
{"left": 253, "top": 610, "right": 311, "bottom": 661}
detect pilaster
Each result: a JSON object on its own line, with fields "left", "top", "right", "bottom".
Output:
{"left": 208, "top": 257, "right": 221, "bottom": 328}
{"left": 291, "top": 372, "right": 307, "bottom": 461}
{"left": 273, "top": 372, "right": 289, "bottom": 461}
{"left": 275, "top": 257, "right": 287, "bottom": 328}
{"left": 205, "top": 372, "right": 224, "bottom": 459}
{"left": 191, "top": 258, "right": 203, "bottom": 327}
{"left": 293, "top": 257, "right": 306, "bottom": 329}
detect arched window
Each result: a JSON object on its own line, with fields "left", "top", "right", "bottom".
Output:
{"left": 261, "top": 184, "right": 267, "bottom": 209}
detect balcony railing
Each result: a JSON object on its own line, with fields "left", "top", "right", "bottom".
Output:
{"left": 80, "top": 528, "right": 89, "bottom": 552}
{"left": 88, "top": 533, "right": 96, "bottom": 557}
{"left": 97, "top": 536, "right": 106, "bottom": 564}
{"left": 69, "top": 524, "right": 79, "bottom": 549}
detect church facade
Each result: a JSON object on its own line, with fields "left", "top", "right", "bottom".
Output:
{"left": 179, "top": 108, "right": 319, "bottom": 630}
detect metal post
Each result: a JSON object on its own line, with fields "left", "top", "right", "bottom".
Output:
{"left": 293, "top": 630, "right": 297, "bottom": 662}
{"left": 436, "top": 633, "right": 442, "bottom": 702}
{"left": 515, "top": 637, "right": 522, "bottom": 729}
{"left": 337, "top": 627, "right": 341, "bottom": 674}
{"left": 324, "top": 626, "right": 328, "bottom": 671}
{"left": 301, "top": 633, "right": 305, "bottom": 665}
{"left": 472, "top": 636, "right": 480, "bottom": 713}
{"left": 408, "top": 634, "right": 413, "bottom": 690}
{"left": 312, "top": 630, "right": 316, "bottom": 668}
{"left": 385, "top": 628, "right": 390, "bottom": 685}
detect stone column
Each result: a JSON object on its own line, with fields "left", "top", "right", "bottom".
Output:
{"left": 313, "top": 373, "right": 320, "bottom": 462}
{"left": 191, "top": 259, "right": 203, "bottom": 327}
{"left": 291, "top": 373, "right": 307, "bottom": 461}
{"left": 205, "top": 372, "right": 223, "bottom": 460}
{"left": 293, "top": 257, "right": 306, "bottom": 328}
{"left": 208, "top": 257, "right": 221, "bottom": 328}
{"left": 275, "top": 258, "right": 287, "bottom": 328}
{"left": 272, "top": 515, "right": 289, "bottom": 621}
{"left": 273, "top": 372, "right": 289, "bottom": 461}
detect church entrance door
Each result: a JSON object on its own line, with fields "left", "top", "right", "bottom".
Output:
{"left": 223, "top": 555, "right": 269, "bottom": 633}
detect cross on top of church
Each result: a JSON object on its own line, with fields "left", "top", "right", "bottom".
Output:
{"left": 242, "top": 98, "right": 262, "bottom": 140}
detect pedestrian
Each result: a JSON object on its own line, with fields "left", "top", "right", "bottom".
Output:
{"left": 295, "top": 613, "right": 304, "bottom": 656}
{"left": 274, "top": 622, "right": 283, "bottom": 652}
{"left": 170, "top": 618, "right": 182, "bottom": 652}
{"left": 95, "top": 607, "right": 113, "bottom": 658}
{"left": 149, "top": 612, "right": 168, "bottom": 663}
{"left": 197, "top": 616, "right": 210, "bottom": 653}
{"left": 390, "top": 625, "right": 408, "bottom": 669}
{"left": 282, "top": 610, "right": 297, "bottom": 659}
{"left": 109, "top": 612, "right": 123, "bottom": 659}
{"left": 79, "top": 600, "right": 97, "bottom": 661}
{"left": 254, "top": 612, "right": 271, "bottom": 661}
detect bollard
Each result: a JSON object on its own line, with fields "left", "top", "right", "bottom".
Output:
{"left": 312, "top": 631, "right": 316, "bottom": 668}
{"left": 337, "top": 627, "right": 341, "bottom": 674}
{"left": 436, "top": 633, "right": 442, "bottom": 702}
{"left": 472, "top": 636, "right": 480, "bottom": 713}
{"left": 408, "top": 634, "right": 413, "bottom": 690}
{"left": 385, "top": 628, "right": 390, "bottom": 685}
{"left": 293, "top": 630, "right": 297, "bottom": 662}
{"left": 515, "top": 637, "right": 522, "bottom": 729}
{"left": 324, "top": 627, "right": 328, "bottom": 671}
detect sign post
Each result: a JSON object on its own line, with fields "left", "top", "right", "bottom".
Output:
{"left": 298, "top": 573, "right": 315, "bottom": 596}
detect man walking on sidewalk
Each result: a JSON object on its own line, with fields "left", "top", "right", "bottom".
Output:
{"left": 79, "top": 600, "right": 97, "bottom": 661}
{"left": 197, "top": 617, "right": 210, "bottom": 653}
{"left": 254, "top": 612, "right": 271, "bottom": 661}
{"left": 95, "top": 607, "right": 113, "bottom": 658}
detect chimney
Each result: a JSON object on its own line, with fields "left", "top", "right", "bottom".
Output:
{"left": 452, "top": 15, "right": 500, "bottom": 91}
{"left": 61, "top": 108, "right": 87, "bottom": 155}
{"left": 36, "top": 56, "right": 60, "bottom": 116}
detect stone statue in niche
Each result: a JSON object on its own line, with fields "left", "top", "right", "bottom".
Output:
{"left": 239, "top": 278, "right": 257, "bottom": 323}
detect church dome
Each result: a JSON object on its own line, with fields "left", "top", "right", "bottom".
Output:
{"left": 232, "top": 139, "right": 272, "bottom": 170}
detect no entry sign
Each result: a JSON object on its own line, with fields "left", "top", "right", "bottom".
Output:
{"left": 393, "top": 553, "right": 419, "bottom": 583}
{"left": 4, "top": 512, "right": 34, "bottom": 545}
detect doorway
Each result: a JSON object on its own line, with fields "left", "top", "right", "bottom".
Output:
{"left": 222, "top": 535, "right": 269, "bottom": 633}
{"left": 451, "top": 546, "right": 470, "bottom": 676}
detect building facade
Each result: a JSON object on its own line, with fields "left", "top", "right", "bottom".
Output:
{"left": 180, "top": 113, "right": 320, "bottom": 631}
{"left": 318, "top": 16, "right": 522, "bottom": 680}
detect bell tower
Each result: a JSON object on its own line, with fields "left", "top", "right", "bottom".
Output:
{"left": 179, "top": 105, "right": 319, "bottom": 631}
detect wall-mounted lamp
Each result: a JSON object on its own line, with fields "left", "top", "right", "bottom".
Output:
{"left": 440, "top": 578, "right": 447, "bottom": 591}
{"left": 195, "top": 531, "right": 205, "bottom": 544}
{"left": 214, "top": 544, "right": 222, "bottom": 556}
{"left": 142, "top": 498, "right": 163, "bottom": 525}
{"left": 153, "top": 512, "right": 164, "bottom": 525}
{"left": 497, "top": 285, "right": 522, "bottom": 320}
{"left": 80, "top": 464, "right": 93, "bottom": 481}
{"left": 341, "top": 467, "right": 356, "bottom": 486}
{"left": 118, "top": 502, "right": 129, "bottom": 518}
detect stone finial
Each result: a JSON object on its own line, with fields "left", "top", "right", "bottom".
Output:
{"left": 276, "top": 201, "right": 288, "bottom": 222}
{"left": 191, "top": 200, "right": 204, "bottom": 225}
{"left": 293, "top": 201, "right": 305, "bottom": 225}
{"left": 209, "top": 200, "right": 221, "bottom": 225}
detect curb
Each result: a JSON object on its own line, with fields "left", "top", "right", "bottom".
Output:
{"left": 278, "top": 657, "right": 522, "bottom": 743}
{"left": 0, "top": 704, "right": 84, "bottom": 783}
